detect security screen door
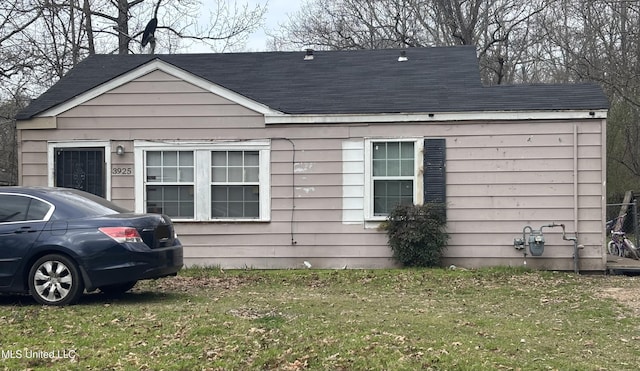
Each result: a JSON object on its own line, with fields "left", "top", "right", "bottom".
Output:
{"left": 54, "top": 147, "right": 106, "bottom": 198}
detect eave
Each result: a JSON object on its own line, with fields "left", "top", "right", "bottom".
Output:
{"left": 264, "top": 110, "right": 608, "bottom": 125}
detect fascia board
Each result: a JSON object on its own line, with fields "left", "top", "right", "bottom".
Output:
{"left": 265, "top": 110, "right": 608, "bottom": 124}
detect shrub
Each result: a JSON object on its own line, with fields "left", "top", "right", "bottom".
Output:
{"left": 380, "top": 203, "right": 449, "bottom": 267}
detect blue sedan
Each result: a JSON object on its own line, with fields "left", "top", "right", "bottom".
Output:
{"left": 0, "top": 187, "right": 183, "bottom": 305}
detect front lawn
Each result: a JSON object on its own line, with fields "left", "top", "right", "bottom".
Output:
{"left": 1, "top": 267, "right": 639, "bottom": 370}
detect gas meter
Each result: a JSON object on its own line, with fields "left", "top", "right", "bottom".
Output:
{"left": 527, "top": 230, "right": 545, "bottom": 256}
{"left": 514, "top": 225, "right": 546, "bottom": 256}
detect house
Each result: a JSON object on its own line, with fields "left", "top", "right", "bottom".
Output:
{"left": 15, "top": 46, "right": 609, "bottom": 271}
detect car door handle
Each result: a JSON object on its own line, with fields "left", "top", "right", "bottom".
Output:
{"left": 14, "top": 226, "right": 34, "bottom": 234}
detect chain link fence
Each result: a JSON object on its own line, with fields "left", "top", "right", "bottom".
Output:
{"left": 606, "top": 198, "right": 638, "bottom": 248}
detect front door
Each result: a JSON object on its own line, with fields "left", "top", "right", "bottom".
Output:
{"left": 55, "top": 148, "right": 105, "bottom": 197}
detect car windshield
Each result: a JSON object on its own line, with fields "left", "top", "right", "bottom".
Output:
{"left": 52, "top": 189, "right": 131, "bottom": 218}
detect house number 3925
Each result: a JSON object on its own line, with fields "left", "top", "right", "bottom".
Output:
{"left": 111, "top": 167, "right": 133, "bottom": 175}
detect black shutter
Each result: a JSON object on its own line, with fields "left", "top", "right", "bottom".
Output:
{"left": 423, "top": 138, "right": 446, "bottom": 206}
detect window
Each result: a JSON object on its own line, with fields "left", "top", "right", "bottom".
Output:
{"left": 27, "top": 199, "right": 52, "bottom": 220}
{"left": 0, "top": 195, "right": 53, "bottom": 223}
{"left": 372, "top": 141, "right": 415, "bottom": 216}
{"left": 145, "top": 151, "right": 195, "bottom": 218}
{"left": 211, "top": 151, "right": 260, "bottom": 218}
{"left": 135, "top": 141, "right": 270, "bottom": 221}
{"left": 364, "top": 138, "right": 446, "bottom": 220}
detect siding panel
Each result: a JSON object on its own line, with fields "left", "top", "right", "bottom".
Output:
{"left": 108, "top": 80, "right": 206, "bottom": 94}
{"left": 87, "top": 92, "right": 234, "bottom": 106}
{"left": 57, "top": 117, "right": 265, "bottom": 129}
{"left": 61, "top": 104, "right": 259, "bottom": 118}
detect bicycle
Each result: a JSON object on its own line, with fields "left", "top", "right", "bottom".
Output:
{"left": 606, "top": 214, "right": 639, "bottom": 260}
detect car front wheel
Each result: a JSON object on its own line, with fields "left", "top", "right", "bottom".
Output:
{"left": 28, "top": 254, "right": 84, "bottom": 306}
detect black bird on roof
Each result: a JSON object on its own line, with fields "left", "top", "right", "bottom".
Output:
{"left": 141, "top": 17, "right": 157, "bottom": 47}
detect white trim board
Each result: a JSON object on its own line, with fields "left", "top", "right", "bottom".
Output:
{"left": 265, "top": 110, "right": 608, "bottom": 125}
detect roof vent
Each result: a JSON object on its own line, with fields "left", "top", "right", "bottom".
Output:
{"left": 304, "top": 49, "right": 314, "bottom": 61}
{"left": 398, "top": 50, "right": 408, "bottom": 62}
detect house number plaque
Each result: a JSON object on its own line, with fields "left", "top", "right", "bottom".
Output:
{"left": 111, "top": 166, "right": 133, "bottom": 176}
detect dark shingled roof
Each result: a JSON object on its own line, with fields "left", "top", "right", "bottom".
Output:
{"left": 16, "top": 46, "right": 609, "bottom": 120}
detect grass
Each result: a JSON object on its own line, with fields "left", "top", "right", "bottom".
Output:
{"left": 1, "top": 267, "right": 639, "bottom": 370}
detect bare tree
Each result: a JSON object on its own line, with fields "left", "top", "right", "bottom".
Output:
{"left": 557, "top": 1, "right": 640, "bottom": 195}
{"left": 531, "top": 1, "right": 640, "bottom": 196}
{"left": 0, "top": 1, "right": 45, "bottom": 87}
{"left": 0, "top": 93, "right": 28, "bottom": 186}
{"left": 270, "top": 0, "right": 554, "bottom": 84}
{"left": 81, "top": 0, "right": 267, "bottom": 55}
{"left": 268, "top": 0, "right": 432, "bottom": 50}
{"left": 0, "top": 118, "right": 16, "bottom": 185}
{"left": 0, "top": 0, "right": 267, "bottom": 100}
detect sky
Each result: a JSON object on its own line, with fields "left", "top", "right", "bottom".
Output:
{"left": 243, "top": 0, "right": 301, "bottom": 51}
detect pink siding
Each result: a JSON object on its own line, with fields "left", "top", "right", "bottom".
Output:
{"left": 16, "top": 70, "right": 607, "bottom": 271}
{"left": 17, "top": 139, "right": 48, "bottom": 186}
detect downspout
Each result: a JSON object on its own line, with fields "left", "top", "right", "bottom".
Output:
{"left": 16, "top": 121, "right": 22, "bottom": 186}
{"left": 601, "top": 117, "right": 608, "bottom": 271}
{"left": 573, "top": 124, "right": 580, "bottom": 273}
{"left": 573, "top": 124, "right": 578, "bottom": 236}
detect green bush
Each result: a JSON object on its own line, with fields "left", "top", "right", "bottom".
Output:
{"left": 380, "top": 203, "right": 449, "bottom": 267}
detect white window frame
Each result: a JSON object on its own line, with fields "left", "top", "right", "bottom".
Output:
{"left": 364, "top": 138, "right": 423, "bottom": 221}
{"left": 144, "top": 150, "right": 196, "bottom": 219}
{"left": 211, "top": 150, "right": 262, "bottom": 219}
{"left": 134, "top": 140, "right": 271, "bottom": 222}
{"left": 47, "top": 141, "right": 112, "bottom": 200}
